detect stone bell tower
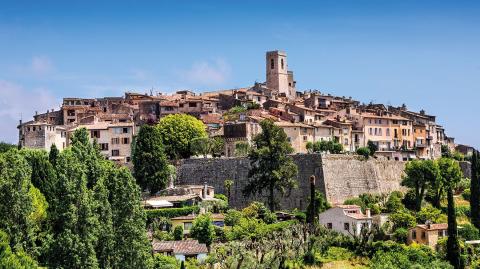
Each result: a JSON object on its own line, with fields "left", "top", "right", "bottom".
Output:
{"left": 266, "top": 50, "right": 295, "bottom": 100}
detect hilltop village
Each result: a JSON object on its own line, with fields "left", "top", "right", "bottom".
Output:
{"left": 3, "top": 51, "right": 480, "bottom": 269}
{"left": 17, "top": 51, "right": 473, "bottom": 164}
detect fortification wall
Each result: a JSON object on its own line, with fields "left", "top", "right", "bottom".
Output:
{"left": 321, "top": 155, "right": 406, "bottom": 204}
{"left": 176, "top": 154, "right": 471, "bottom": 210}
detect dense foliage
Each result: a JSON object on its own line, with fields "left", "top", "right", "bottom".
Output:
{"left": 243, "top": 120, "right": 298, "bottom": 211}
{"left": 132, "top": 125, "right": 170, "bottom": 194}
{"left": 157, "top": 114, "right": 207, "bottom": 159}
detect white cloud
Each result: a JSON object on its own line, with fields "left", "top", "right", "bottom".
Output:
{"left": 0, "top": 80, "right": 58, "bottom": 143}
{"left": 182, "top": 59, "right": 231, "bottom": 87}
{"left": 31, "top": 56, "right": 54, "bottom": 75}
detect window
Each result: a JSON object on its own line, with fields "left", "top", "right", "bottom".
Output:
{"left": 189, "top": 102, "right": 197, "bottom": 108}
{"left": 344, "top": 223, "right": 350, "bottom": 231}
{"left": 344, "top": 138, "right": 348, "bottom": 145}
{"left": 122, "top": 137, "right": 130, "bottom": 144}
{"left": 379, "top": 128, "right": 382, "bottom": 136}
{"left": 126, "top": 156, "right": 131, "bottom": 162}
{"left": 184, "top": 222, "right": 193, "bottom": 230}
{"left": 270, "top": 58, "right": 274, "bottom": 69}
{"left": 111, "top": 150, "right": 120, "bottom": 156}
{"left": 281, "top": 58, "right": 284, "bottom": 69}
{"left": 91, "top": 130, "right": 100, "bottom": 138}
{"left": 386, "top": 128, "right": 390, "bottom": 136}
{"left": 412, "top": 230, "right": 417, "bottom": 239}
{"left": 99, "top": 143, "right": 109, "bottom": 151}
{"left": 111, "top": 138, "right": 120, "bottom": 144}
{"left": 421, "top": 231, "right": 426, "bottom": 239}
{"left": 369, "top": 128, "right": 373, "bottom": 135}
{"left": 179, "top": 103, "right": 184, "bottom": 108}
{"left": 303, "top": 136, "right": 307, "bottom": 141}
{"left": 327, "top": 223, "right": 332, "bottom": 229}
{"left": 67, "top": 110, "right": 75, "bottom": 116}
{"left": 438, "top": 230, "right": 443, "bottom": 237}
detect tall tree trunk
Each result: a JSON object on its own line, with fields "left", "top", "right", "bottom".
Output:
{"left": 447, "top": 189, "right": 462, "bottom": 269}
{"left": 269, "top": 183, "right": 275, "bottom": 211}
{"left": 471, "top": 151, "right": 480, "bottom": 229}
{"left": 308, "top": 175, "right": 316, "bottom": 224}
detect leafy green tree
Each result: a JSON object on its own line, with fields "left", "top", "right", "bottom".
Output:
{"left": 384, "top": 191, "right": 405, "bottom": 213}
{"left": 173, "top": 225, "right": 184, "bottom": 240}
{"left": 48, "top": 148, "right": 99, "bottom": 268}
{"left": 416, "top": 205, "right": 445, "bottom": 224}
{"left": 190, "top": 137, "right": 211, "bottom": 158}
{"left": 190, "top": 214, "right": 215, "bottom": 248}
{"left": 0, "top": 230, "right": 38, "bottom": 268}
{"left": 471, "top": 150, "right": 480, "bottom": 229}
{"left": 107, "top": 167, "right": 153, "bottom": 268}
{"left": 401, "top": 160, "right": 439, "bottom": 211}
{"left": 389, "top": 210, "right": 416, "bottom": 230}
{"left": 243, "top": 120, "right": 298, "bottom": 211}
{"left": 224, "top": 209, "right": 242, "bottom": 226}
{"left": 132, "top": 125, "right": 170, "bottom": 194}
{"left": 306, "top": 142, "right": 314, "bottom": 153}
{"left": 210, "top": 136, "right": 225, "bottom": 157}
{"left": 438, "top": 158, "right": 463, "bottom": 269}
{"left": 367, "top": 140, "right": 378, "bottom": 156}
{"left": 234, "top": 141, "right": 250, "bottom": 157}
{"left": 0, "top": 142, "right": 16, "bottom": 153}
{"left": 356, "top": 147, "right": 371, "bottom": 158}
{"left": 48, "top": 143, "right": 59, "bottom": 167}
{"left": 21, "top": 149, "right": 57, "bottom": 204}
{"left": 157, "top": 114, "right": 207, "bottom": 160}
{"left": 0, "top": 150, "right": 42, "bottom": 256}
{"left": 458, "top": 223, "right": 479, "bottom": 241}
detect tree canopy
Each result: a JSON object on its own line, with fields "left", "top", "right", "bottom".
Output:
{"left": 243, "top": 120, "right": 298, "bottom": 211}
{"left": 157, "top": 114, "right": 207, "bottom": 160}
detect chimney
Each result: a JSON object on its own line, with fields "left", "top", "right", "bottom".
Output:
{"left": 35, "top": 111, "right": 38, "bottom": 116}
{"left": 426, "top": 220, "right": 431, "bottom": 229}
{"left": 365, "top": 208, "right": 371, "bottom": 218}
{"left": 420, "top": 109, "right": 425, "bottom": 115}
{"left": 203, "top": 182, "right": 208, "bottom": 199}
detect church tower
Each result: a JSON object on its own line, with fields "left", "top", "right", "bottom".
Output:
{"left": 266, "top": 50, "right": 295, "bottom": 100}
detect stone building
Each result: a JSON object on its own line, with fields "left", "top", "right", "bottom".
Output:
{"left": 266, "top": 50, "right": 295, "bottom": 100}
{"left": 18, "top": 121, "right": 67, "bottom": 151}
{"left": 407, "top": 223, "right": 448, "bottom": 250}
{"left": 68, "top": 121, "right": 135, "bottom": 164}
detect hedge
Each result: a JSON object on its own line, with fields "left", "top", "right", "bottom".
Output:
{"left": 146, "top": 206, "right": 200, "bottom": 222}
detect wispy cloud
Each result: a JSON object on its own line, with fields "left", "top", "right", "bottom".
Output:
{"left": 181, "top": 58, "right": 231, "bottom": 87}
{"left": 0, "top": 80, "right": 58, "bottom": 143}
{"left": 31, "top": 56, "right": 54, "bottom": 75}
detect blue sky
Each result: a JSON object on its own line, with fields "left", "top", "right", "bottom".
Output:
{"left": 0, "top": 0, "right": 479, "bottom": 148}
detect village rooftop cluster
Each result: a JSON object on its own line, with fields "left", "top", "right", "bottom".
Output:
{"left": 17, "top": 50, "right": 474, "bottom": 164}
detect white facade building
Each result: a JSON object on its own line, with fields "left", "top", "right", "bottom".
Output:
{"left": 318, "top": 205, "right": 373, "bottom": 236}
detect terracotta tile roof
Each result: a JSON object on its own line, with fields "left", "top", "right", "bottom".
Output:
{"left": 274, "top": 121, "right": 314, "bottom": 128}
{"left": 201, "top": 114, "right": 223, "bottom": 124}
{"left": 345, "top": 213, "right": 371, "bottom": 220}
{"left": 147, "top": 194, "right": 199, "bottom": 203}
{"left": 416, "top": 223, "right": 448, "bottom": 231}
{"left": 159, "top": 101, "right": 179, "bottom": 107}
{"left": 152, "top": 240, "right": 208, "bottom": 255}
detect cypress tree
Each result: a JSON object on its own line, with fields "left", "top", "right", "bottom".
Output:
{"left": 48, "top": 144, "right": 59, "bottom": 167}
{"left": 471, "top": 150, "right": 480, "bottom": 229}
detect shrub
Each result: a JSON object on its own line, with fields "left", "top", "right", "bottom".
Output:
{"left": 214, "top": 226, "right": 227, "bottom": 243}
{"left": 462, "top": 188, "right": 470, "bottom": 201}
{"left": 153, "top": 254, "right": 179, "bottom": 269}
{"left": 191, "top": 214, "right": 215, "bottom": 247}
{"left": 384, "top": 191, "right": 405, "bottom": 213}
{"left": 416, "top": 205, "right": 444, "bottom": 224}
{"left": 154, "top": 230, "right": 174, "bottom": 241}
{"left": 389, "top": 210, "right": 416, "bottom": 230}
{"left": 392, "top": 228, "right": 408, "bottom": 244}
{"left": 173, "top": 225, "right": 183, "bottom": 240}
{"left": 456, "top": 205, "right": 471, "bottom": 217}
{"left": 316, "top": 246, "right": 353, "bottom": 263}
{"left": 214, "top": 194, "right": 228, "bottom": 202}
{"left": 458, "top": 223, "right": 479, "bottom": 241}
{"left": 224, "top": 209, "right": 242, "bottom": 226}
{"left": 402, "top": 190, "right": 417, "bottom": 211}
{"left": 356, "top": 147, "right": 371, "bottom": 158}
{"left": 146, "top": 206, "right": 200, "bottom": 222}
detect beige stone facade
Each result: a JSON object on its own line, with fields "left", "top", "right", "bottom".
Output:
{"left": 407, "top": 223, "right": 448, "bottom": 250}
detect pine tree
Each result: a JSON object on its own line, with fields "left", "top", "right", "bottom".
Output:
{"left": 243, "top": 120, "right": 298, "bottom": 211}
{"left": 471, "top": 150, "right": 480, "bottom": 229}
{"left": 132, "top": 125, "right": 170, "bottom": 194}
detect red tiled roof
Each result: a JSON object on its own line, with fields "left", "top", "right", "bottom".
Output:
{"left": 152, "top": 240, "right": 208, "bottom": 255}
{"left": 417, "top": 223, "right": 448, "bottom": 231}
